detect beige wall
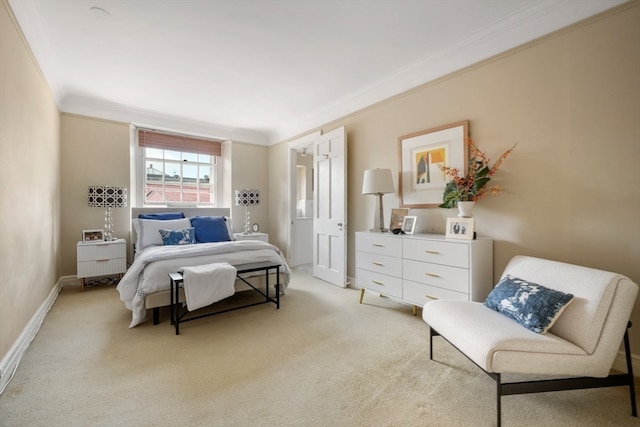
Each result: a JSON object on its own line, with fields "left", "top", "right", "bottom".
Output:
{"left": 227, "top": 141, "right": 269, "bottom": 236}
{"left": 0, "top": 1, "right": 61, "bottom": 360}
{"left": 269, "top": 4, "right": 640, "bottom": 345}
{"left": 60, "top": 114, "right": 130, "bottom": 275}
{"left": 59, "top": 116, "right": 270, "bottom": 274}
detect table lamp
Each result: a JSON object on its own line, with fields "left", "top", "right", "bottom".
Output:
{"left": 235, "top": 189, "right": 260, "bottom": 235}
{"left": 88, "top": 186, "right": 128, "bottom": 241}
{"left": 362, "top": 168, "right": 395, "bottom": 232}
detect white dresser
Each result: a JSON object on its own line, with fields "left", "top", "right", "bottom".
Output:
{"left": 355, "top": 232, "right": 493, "bottom": 313}
{"left": 77, "top": 239, "right": 127, "bottom": 291}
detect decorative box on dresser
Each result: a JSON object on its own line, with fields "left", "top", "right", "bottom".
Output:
{"left": 355, "top": 232, "right": 493, "bottom": 314}
{"left": 77, "top": 238, "right": 127, "bottom": 291}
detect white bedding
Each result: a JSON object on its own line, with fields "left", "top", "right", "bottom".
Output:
{"left": 117, "top": 240, "right": 290, "bottom": 327}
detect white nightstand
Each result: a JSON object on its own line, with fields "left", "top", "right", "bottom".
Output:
{"left": 77, "top": 238, "right": 127, "bottom": 291}
{"left": 234, "top": 232, "right": 269, "bottom": 243}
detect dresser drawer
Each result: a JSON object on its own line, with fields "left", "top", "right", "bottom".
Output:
{"left": 356, "top": 233, "right": 402, "bottom": 257}
{"left": 356, "top": 251, "right": 402, "bottom": 278}
{"left": 77, "top": 242, "right": 126, "bottom": 262}
{"left": 403, "top": 238, "right": 469, "bottom": 268}
{"left": 356, "top": 268, "right": 403, "bottom": 298}
{"left": 77, "top": 258, "right": 126, "bottom": 279}
{"left": 403, "top": 279, "right": 468, "bottom": 306}
{"left": 403, "top": 259, "right": 469, "bottom": 294}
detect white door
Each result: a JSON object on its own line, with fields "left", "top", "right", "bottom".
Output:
{"left": 313, "top": 126, "right": 347, "bottom": 287}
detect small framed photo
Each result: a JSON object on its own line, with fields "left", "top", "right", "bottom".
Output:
{"left": 401, "top": 216, "right": 417, "bottom": 235}
{"left": 445, "top": 218, "right": 474, "bottom": 240}
{"left": 82, "top": 229, "right": 104, "bottom": 242}
{"left": 389, "top": 208, "right": 409, "bottom": 231}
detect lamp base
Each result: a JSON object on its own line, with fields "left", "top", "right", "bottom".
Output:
{"left": 369, "top": 228, "right": 389, "bottom": 233}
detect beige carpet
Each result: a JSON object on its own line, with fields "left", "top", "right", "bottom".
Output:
{"left": 1, "top": 269, "right": 638, "bottom": 427}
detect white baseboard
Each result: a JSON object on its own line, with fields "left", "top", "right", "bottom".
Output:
{"left": 0, "top": 278, "right": 63, "bottom": 394}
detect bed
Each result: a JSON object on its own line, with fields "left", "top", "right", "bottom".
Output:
{"left": 116, "top": 207, "right": 290, "bottom": 328}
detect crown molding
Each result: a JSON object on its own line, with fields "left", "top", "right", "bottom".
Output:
{"left": 61, "top": 95, "right": 269, "bottom": 145}
{"left": 267, "top": 0, "right": 625, "bottom": 144}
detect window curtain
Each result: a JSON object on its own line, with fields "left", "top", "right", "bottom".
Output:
{"left": 137, "top": 129, "right": 222, "bottom": 156}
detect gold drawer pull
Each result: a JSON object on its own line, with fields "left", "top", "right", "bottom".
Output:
{"left": 425, "top": 250, "right": 440, "bottom": 254}
{"left": 425, "top": 272, "right": 440, "bottom": 277}
{"left": 372, "top": 243, "right": 384, "bottom": 247}
{"left": 372, "top": 262, "right": 384, "bottom": 266}
{"left": 426, "top": 295, "right": 439, "bottom": 300}
{"left": 96, "top": 259, "right": 110, "bottom": 262}
{"left": 372, "top": 280, "right": 384, "bottom": 286}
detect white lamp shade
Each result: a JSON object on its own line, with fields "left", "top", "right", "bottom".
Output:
{"left": 362, "top": 168, "right": 395, "bottom": 195}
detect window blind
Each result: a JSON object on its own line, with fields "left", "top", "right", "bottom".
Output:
{"left": 138, "top": 129, "right": 222, "bottom": 156}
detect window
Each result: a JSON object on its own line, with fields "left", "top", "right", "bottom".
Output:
{"left": 137, "top": 129, "right": 222, "bottom": 206}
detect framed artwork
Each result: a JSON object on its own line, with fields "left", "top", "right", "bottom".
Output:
{"left": 401, "top": 216, "right": 417, "bottom": 235}
{"left": 82, "top": 229, "right": 104, "bottom": 242}
{"left": 445, "top": 218, "right": 474, "bottom": 240}
{"left": 389, "top": 208, "right": 410, "bottom": 231}
{"left": 398, "top": 120, "right": 468, "bottom": 208}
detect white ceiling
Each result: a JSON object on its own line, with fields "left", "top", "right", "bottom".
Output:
{"left": 8, "top": 0, "right": 625, "bottom": 145}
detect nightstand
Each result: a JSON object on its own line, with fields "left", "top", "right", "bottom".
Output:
{"left": 77, "top": 238, "right": 127, "bottom": 291}
{"left": 233, "top": 232, "right": 269, "bottom": 243}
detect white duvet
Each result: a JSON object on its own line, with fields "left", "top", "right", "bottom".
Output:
{"left": 116, "top": 240, "right": 290, "bottom": 327}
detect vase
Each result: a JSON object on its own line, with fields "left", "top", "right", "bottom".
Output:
{"left": 457, "top": 201, "right": 475, "bottom": 218}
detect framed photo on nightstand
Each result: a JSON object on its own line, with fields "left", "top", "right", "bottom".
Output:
{"left": 82, "top": 229, "right": 104, "bottom": 242}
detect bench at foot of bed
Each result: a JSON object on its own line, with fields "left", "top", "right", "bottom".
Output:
{"left": 168, "top": 261, "right": 281, "bottom": 335}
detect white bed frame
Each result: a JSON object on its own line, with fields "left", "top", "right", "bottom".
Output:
{"left": 130, "top": 207, "right": 278, "bottom": 325}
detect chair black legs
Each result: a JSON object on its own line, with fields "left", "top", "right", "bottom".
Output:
{"left": 428, "top": 323, "right": 637, "bottom": 425}
{"left": 623, "top": 321, "right": 637, "bottom": 416}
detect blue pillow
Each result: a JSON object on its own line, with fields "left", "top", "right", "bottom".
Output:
{"left": 159, "top": 228, "right": 196, "bottom": 246}
{"left": 139, "top": 212, "right": 185, "bottom": 220}
{"left": 190, "top": 216, "right": 231, "bottom": 243}
{"left": 484, "top": 275, "right": 574, "bottom": 334}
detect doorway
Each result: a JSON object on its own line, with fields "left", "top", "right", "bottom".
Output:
{"left": 287, "top": 127, "right": 347, "bottom": 288}
{"left": 287, "top": 131, "right": 320, "bottom": 270}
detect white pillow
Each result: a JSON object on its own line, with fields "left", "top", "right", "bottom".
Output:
{"left": 224, "top": 216, "right": 236, "bottom": 241}
{"left": 133, "top": 218, "right": 192, "bottom": 252}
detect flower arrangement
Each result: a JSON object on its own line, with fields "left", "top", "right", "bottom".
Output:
{"left": 439, "top": 139, "right": 516, "bottom": 208}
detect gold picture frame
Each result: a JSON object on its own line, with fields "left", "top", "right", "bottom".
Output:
{"left": 398, "top": 120, "right": 468, "bottom": 208}
{"left": 389, "top": 208, "right": 409, "bottom": 231}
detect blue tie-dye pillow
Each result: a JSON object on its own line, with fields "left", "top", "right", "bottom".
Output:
{"left": 159, "top": 227, "right": 196, "bottom": 246}
{"left": 484, "top": 275, "right": 574, "bottom": 334}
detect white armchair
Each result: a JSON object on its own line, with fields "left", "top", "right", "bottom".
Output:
{"left": 423, "top": 255, "right": 638, "bottom": 426}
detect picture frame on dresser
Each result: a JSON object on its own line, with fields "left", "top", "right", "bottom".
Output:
{"left": 398, "top": 120, "right": 468, "bottom": 208}
{"left": 445, "top": 218, "right": 474, "bottom": 240}
{"left": 82, "top": 229, "right": 104, "bottom": 242}
{"left": 389, "top": 208, "right": 409, "bottom": 231}
{"left": 401, "top": 216, "right": 417, "bottom": 234}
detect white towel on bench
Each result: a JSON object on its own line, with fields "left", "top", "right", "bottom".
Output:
{"left": 179, "top": 262, "right": 237, "bottom": 311}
